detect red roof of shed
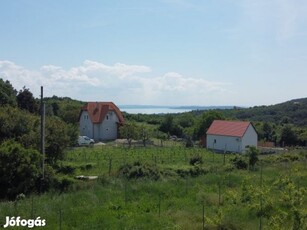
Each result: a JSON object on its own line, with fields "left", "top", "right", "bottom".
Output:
{"left": 206, "top": 120, "right": 251, "bottom": 137}
{"left": 80, "top": 102, "right": 125, "bottom": 124}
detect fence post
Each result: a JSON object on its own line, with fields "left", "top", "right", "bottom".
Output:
{"left": 202, "top": 203, "right": 205, "bottom": 230}
{"left": 185, "top": 177, "right": 188, "bottom": 195}
{"left": 124, "top": 180, "right": 128, "bottom": 205}
{"left": 108, "top": 157, "right": 112, "bottom": 176}
{"left": 218, "top": 183, "right": 221, "bottom": 206}
{"left": 158, "top": 194, "right": 161, "bottom": 218}
{"left": 59, "top": 209, "right": 62, "bottom": 230}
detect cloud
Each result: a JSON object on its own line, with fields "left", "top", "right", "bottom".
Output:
{"left": 0, "top": 60, "right": 230, "bottom": 105}
{"left": 0, "top": 61, "right": 43, "bottom": 92}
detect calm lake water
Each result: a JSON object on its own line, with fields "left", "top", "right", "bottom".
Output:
{"left": 119, "top": 107, "right": 191, "bottom": 114}
{"left": 118, "top": 105, "right": 234, "bottom": 114}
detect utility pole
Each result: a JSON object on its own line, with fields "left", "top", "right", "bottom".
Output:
{"left": 40, "top": 86, "right": 45, "bottom": 180}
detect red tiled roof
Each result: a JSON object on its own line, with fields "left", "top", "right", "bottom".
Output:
{"left": 206, "top": 120, "right": 251, "bottom": 137}
{"left": 80, "top": 102, "right": 125, "bottom": 124}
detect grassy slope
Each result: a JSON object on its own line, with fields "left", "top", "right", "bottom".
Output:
{"left": 0, "top": 145, "right": 306, "bottom": 229}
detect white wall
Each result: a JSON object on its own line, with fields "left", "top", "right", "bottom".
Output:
{"left": 207, "top": 134, "right": 242, "bottom": 152}
{"left": 98, "top": 111, "right": 119, "bottom": 140}
{"left": 241, "top": 124, "right": 258, "bottom": 152}
{"left": 79, "top": 111, "right": 93, "bottom": 138}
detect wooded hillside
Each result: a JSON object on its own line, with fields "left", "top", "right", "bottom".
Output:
{"left": 225, "top": 98, "right": 307, "bottom": 126}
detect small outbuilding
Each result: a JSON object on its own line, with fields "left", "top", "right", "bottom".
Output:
{"left": 206, "top": 120, "right": 257, "bottom": 153}
{"left": 79, "top": 102, "right": 124, "bottom": 141}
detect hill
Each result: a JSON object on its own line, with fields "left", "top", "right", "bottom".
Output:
{"left": 223, "top": 98, "right": 307, "bottom": 126}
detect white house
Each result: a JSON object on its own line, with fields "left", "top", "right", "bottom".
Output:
{"left": 79, "top": 102, "right": 125, "bottom": 141}
{"left": 206, "top": 120, "right": 257, "bottom": 153}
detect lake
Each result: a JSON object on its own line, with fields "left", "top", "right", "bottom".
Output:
{"left": 118, "top": 105, "right": 234, "bottom": 114}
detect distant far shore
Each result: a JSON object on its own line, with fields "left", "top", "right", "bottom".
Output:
{"left": 118, "top": 105, "right": 235, "bottom": 114}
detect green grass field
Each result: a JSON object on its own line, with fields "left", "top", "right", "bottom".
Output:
{"left": 1, "top": 144, "right": 306, "bottom": 229}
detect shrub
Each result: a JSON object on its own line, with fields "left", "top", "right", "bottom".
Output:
{"left": 54, "top": 176, "right": 75, "bottom": 192}
{"left": 231, "top": 156, "right": 248, "bottom": 170}
{"left": 175, "top": 166, "right": 208, "bottom": 177}
{"left": 118, "top": 161, "right": 161, "bottom": 180}
{"left": 247, "top": 146, "right": 259, "bottom": 169}
{"left": 189, "top": 155, "right": 203, "bottom": 166}
{"left": 0, "top": 141, "right": 42, "bottom": 200}
{"left": 185, "top": 137, "right": 194, "bottom": 148}
{"left": 80, "top": 163, "right": 94, "bottom": 171}
{"left": 56, "top": 163, "right": 76, "bottom": 174}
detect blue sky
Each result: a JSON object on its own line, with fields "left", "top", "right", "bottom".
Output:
{"left": 1, "top": 0, "right": 307, "bottom": 106}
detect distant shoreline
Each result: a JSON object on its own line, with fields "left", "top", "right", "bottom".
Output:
{"left": 118, "top": 105, "right": 235, "bottom": 114}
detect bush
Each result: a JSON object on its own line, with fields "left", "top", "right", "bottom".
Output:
{"left": 189, "top": 155, "right": 203, "bottom": 166}
{"left": 118, "top": 161, "right": 161, "bottom": 180}
{"left": 231, "top": 156, "right": 248, "bottom": 170}
{"left": 0, "top": 141, "right": 42, "bottom": 200}
{"left": 247, "top": 146, "right": 259, "bottom": 169}
{"left": 56, "top": 163, "right": 76, "bottom": 174}
{"left": 175, "top": 166, "right": 208, "bottom": 177}
{"left": 185, "top": 137, "right": 194, "bottom": 148}
{"left": 54, "top": 176, "right": 75, "bottom": 192}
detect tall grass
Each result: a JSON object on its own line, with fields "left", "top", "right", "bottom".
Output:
{"left": 0, "top": 145, "right": 306, "bottom": 229}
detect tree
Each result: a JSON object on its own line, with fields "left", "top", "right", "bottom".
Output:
{"left": 51, "top": 102, "right": 60, "bottom": 116}
{"left": 45, "top": 117, "right": 71, "bottom": 165}
{"left": 17, "top": 86, "right": 38, "bottom": 113}
{"left": 262, "top": 122, "right": 273, "bottom": 141}
{"left": 159, "top": 114, "right": 183, "bottom": 137}
{"left": 298, "top": 130, "right": 307, "bottom": 146}
{"left": 178, "top": 113, "right": 194, "bottom": 128}
{"left": 58, "top": 103, "right": 81, "bottom": 124}
{"left": 194, "top": 111, "right": 224, "bottom": 140}
{"left": 0, "top": 106, "right": 38, "bottom": 145}
{"left": 280, "top": 125, "right": 298, "bottom": 146}
{"left": 0, "top": 78, "right": 17, "bottom": 106}
{"left": 159, "top": 114, "right": 174, "bottom": 134}
{"left": 0, "top": 141, "right": 42, "bottom": 200}
{"left": 140, "top": 126, "right": 150, "bottom": 147}
{"left": 247, "top": 146, "right": 259, "bottom": 170}
{"left": 155, "top": 130, "right": 167, "bottom": 147}
{"left": 119, "top": 122, "right": 140, "bottom": 148}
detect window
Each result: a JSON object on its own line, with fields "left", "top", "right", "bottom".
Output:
{"left": 106, "top": 115, "right": 109, "bottom": 120}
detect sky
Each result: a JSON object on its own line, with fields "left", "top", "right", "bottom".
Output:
{"left": 0, "top": 0, "right": 307, "bottom": 107}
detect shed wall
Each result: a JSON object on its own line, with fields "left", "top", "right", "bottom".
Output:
{"left": 241, "top": 124, "right": 258, "bottom": 151}
{"left": 207, "top": 134, "right": 242, "bottom": 152}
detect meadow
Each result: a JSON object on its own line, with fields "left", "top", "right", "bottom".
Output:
{"left": 0, "top": 142, "right": 306, "bottom": 230}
